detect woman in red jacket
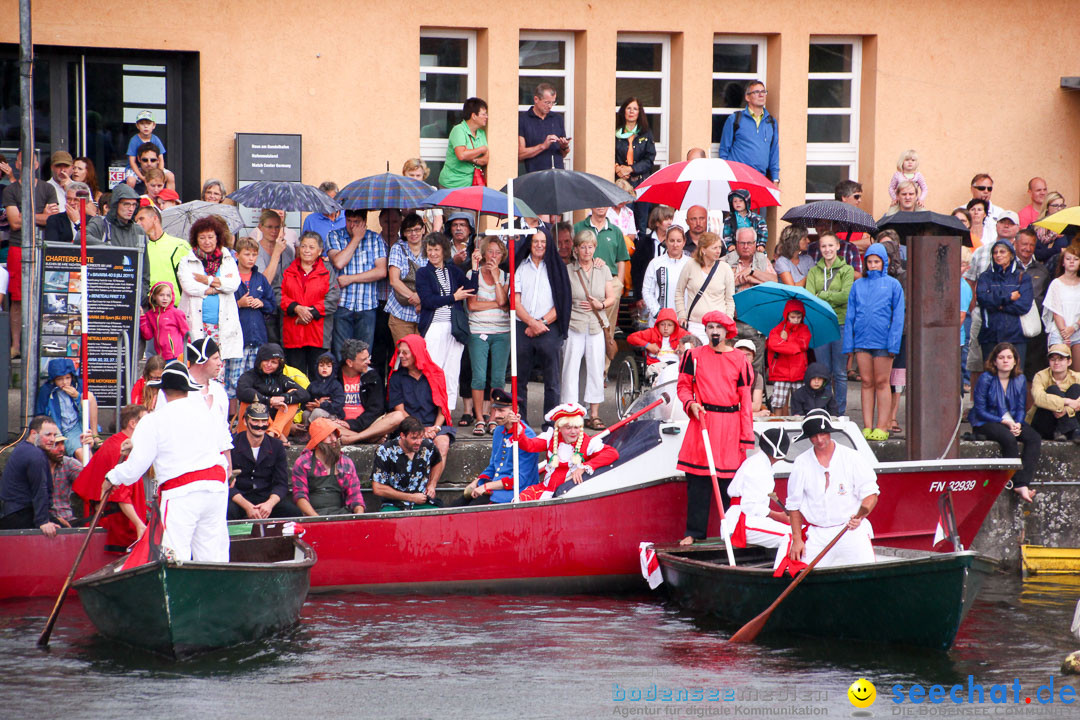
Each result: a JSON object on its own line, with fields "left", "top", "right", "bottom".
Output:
{"left": 281, "top": 231, "right": 333, "bottom": 378}
{"left": 766, "top": 299, "right": 812, "bottom": 416}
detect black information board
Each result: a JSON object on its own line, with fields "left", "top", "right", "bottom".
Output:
{"left": 37, "top": 243, "right": 143, "bottom": 408}
{"left": 234, "top": 132, "right": 303, "bottom": 228}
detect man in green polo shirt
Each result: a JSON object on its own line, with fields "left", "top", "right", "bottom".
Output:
{"left": 135, "top": 204, "right": 190, "bottom": 300}
{"left": 573, "top": 207, "right": 629, "bottom": 369}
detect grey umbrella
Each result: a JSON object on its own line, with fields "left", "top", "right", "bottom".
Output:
{"left": 161, "top": 201, "right": 245, "bottom": 239}
{"left": 227, "top": 181, "right": 343, "bottom": 214}
{"left": 876, "top": 210, "right": 970, "bottom": 241}
{"left": 781, "top": 200, "right": 878, "bottom": 234}
{"left": 501, "top": 169, "right": 633, "bottom": 215}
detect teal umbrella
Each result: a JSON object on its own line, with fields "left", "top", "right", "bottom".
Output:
{"left": 733, "top": 282, "right": 840, "bottom": 347}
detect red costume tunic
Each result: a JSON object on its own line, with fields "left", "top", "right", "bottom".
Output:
{"left": 676, "top": 345, "right": 754, "bottom": 477}
{"left": 72, "top": 431, "right": 147, "bottom": 552}
{"left": 514, "top": 427, "right": 619, "bottom": 501}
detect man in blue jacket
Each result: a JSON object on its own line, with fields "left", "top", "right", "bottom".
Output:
{"left": 456, "top": 389, "right": 540, "bottom": 505}
{"left": 0, "top": 416, "right": 62, "bottom": 535}
{"left": 717, "top": 81, "right": 779, "bottom": 184}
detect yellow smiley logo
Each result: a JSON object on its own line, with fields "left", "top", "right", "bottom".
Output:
{"left": 848, "top": 678, "right": 876, "bottom": 709}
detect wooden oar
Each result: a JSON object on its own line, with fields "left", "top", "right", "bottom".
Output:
{"left": 699, "top": 412, "right": 735, "bottom": 567}
{"left": 728, "top": 525, "right": 848, "bottom": 644}
{"left": 38, "top": 486, "right": 113, "bottom": 647}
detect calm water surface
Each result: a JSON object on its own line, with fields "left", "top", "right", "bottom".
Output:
{"left": 1, "top": 573, "right": 1077, "bottom": 719}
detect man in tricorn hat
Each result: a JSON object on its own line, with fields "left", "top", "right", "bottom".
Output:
{"left": 786, "top": 411, "right": 879, "bottom": 568}
{"left": 102, "top": 360, "right": 234, "bottom": 562}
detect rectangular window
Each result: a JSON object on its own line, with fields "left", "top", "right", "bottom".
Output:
{"left": 710, "top": 37, "right": 767, "bottom": 157}
{"left": 419, "top": 29, "right": 477, "bottom": 183}
{"left": 518, "top": 32, "right": 575, "bottom": 171}
{"left": 616, "top": 34, "right": 670, "bottom": 168}
{"left": 805, "top": 38, "right": 861, "bottom": 201}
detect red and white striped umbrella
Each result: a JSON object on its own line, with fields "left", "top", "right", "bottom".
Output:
{"left": 634, "top": 158, "right": 780, "bottom": 211}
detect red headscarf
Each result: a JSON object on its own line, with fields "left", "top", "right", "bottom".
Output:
{"left": 700, "top": 310, "right": 737, "bottom": 339}
{"left": 388, "top": 334, "right": 452, "bottom": 424}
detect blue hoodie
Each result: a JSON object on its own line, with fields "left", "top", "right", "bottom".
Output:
{"left": 842, "top": 244, "right": 905, "bottom": 355}
{"left": 975, "top": 239, "right": 1033, "bottom": 347}
{"left": 34, "top": 358, "right": 82, "bottom": 434}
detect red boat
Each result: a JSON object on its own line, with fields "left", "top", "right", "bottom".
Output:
{"left": 0, "top": 411, "right": 1018, "bottom": 599}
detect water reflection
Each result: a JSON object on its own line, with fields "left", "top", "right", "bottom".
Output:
{"left": 1, "top": 573, "right": 1077, "bottom": 718}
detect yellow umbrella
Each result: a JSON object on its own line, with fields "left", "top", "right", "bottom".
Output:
{"left": 1034, "top": 206, "right": 1080, "bottom": 235}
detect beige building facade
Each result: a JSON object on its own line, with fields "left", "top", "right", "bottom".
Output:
{"left": 3, "top": 1, "right": 1078, "bottom": 219}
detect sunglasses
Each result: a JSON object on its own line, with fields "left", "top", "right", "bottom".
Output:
{"left": 972, "top": 185, "right": 993, "bottom": 192}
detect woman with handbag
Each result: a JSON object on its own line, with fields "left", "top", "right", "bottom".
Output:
{"left": 674, "top": 232, "right": 735, "bottom": 345}
{"left": 417, "top": 232, "right": 476, "bottom": 418}
{"left": 976, "top": 238, "right": 1035, "bottom": 370}
{"left": 438, "top": 97, "right": 489, "bottom": 189}
{"left": 562, "top": 229, "right": 618, "bottom": 430}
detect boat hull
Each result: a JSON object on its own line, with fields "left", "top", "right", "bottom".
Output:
{"left": 656, "top": 545, "right": 997, "bottom": 650}
{"left": 74, "top": 536, "right": 314, "bottom": 658}
{"left": 0, "top": 528, "right": 111, "bottom": 600}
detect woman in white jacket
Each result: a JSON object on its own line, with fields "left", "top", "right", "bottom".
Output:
{"left": 641, "top": 225, "right": 691, "bottom": 326}
{"left": 177, "top": 216, "right": 243, "bottom": 379}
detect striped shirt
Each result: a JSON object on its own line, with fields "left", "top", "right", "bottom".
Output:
{"left": 326, "top": 228, "right": 387, "bottom": 311}
{"left": 385, "top": 242, "right": 428, "bottom": 323}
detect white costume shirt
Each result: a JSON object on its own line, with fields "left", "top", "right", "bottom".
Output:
{"left": 641, "top": 252, "right": 691, "bottom": 321}
{"left": 516, "top": 256, "right": 555, "bottom": 321}
{"left": 107, "top": 395, "right": 233, "bottom": 499}
{"left": 727, "top": 451, "right": 776, "bottom": 518}
{"left": 785, "top": 441, "right": 879, "bottom": 528}
{"left": 157, "top": 379, "right": 231, "bottom": 441}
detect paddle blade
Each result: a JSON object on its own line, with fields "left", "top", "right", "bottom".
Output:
{"left": 728, "top": 609, "right": 770, "bottom": 644}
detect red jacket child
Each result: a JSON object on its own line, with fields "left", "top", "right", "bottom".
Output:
{"left": 626, "top": 307, "right": 689, "bottom": 365}
{"left": 139, "top": 281, "right": 189, "bottom": 361}
{"left": 766, "top": 299, "right": 812, "bottom": 383}
{"left": 514, "top": 403, "right": 619, "bottom": 501}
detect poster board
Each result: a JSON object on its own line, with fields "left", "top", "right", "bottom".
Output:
{"left": 36, "top": 243, "right": 143, "bottom": 409}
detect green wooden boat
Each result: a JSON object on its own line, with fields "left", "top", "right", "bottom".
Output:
{"left": 654, "top": 544, "right": 997, "bottom": 651}
{"left": 74, "top": 534, "right": 315, "bottom": 658}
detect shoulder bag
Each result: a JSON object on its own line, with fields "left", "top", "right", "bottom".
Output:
{"left": 1017, "top": 271, "right": 1042, "bottom": 338}
{"left": 682, "top": 260, "right": 721, "bottom": 329}
{"left": 575, "top": 266, "right": 618, "bottom": 359}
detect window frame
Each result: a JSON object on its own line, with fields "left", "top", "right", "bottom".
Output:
{"left": 615, "top": 33, "right": 670, "bottom": 167}
{"left": 805, "top": 36, "right": 862, "bottom": 201}
{"left": 419, "top": 28, "right": 478, "bottom": 168}
{"left": 709, "top": 35, "right": 768, "bottom": 158}
{"left": 517, "top": 31, "right": 576, "bottom": 170}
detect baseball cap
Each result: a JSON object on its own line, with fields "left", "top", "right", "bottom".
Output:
{"left": 998, "top": 210, "right": 1019, "bottom": 225}
{"left": 136, "top": 110, "right": 155, "bottom": 123}
{"left": 734, "top": 339, "right": 756, "bottom": 354}
{"left": 1048, "top": 344, "right": 1072, "bottom": 358}
{"left": 157, "top": 188, "right": 180, "bottom": 202}
{"left": 50, "top": 151, "right": 73, "bottom": 166}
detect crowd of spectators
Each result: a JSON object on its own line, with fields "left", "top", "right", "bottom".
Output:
{"left": 1, "top": 79, "right": 1077, "bottom": 526}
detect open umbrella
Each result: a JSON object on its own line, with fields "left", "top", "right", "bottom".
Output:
{"left": 161, "top": 201, "right": 245, "bottom": 239}
{"left": 782, "top": 200, "right": 877, "bottom": 234}
{"left": 336, "top": 173, "right": 434, "bottom": 211}
{"left": 1034, "top": 206, "right": 1080, "bottom": 235}
{"left": 634, "top": 158, "right": 780, "bottom": 211}
{"left": 501, "top": 169, "right": 632, "bottom": 215}
{"left": 227, "top": 181, "right": 342, "bottom": 214}
{"left": 421, "top": 186, "right": 537, "bottom": 218}
{"left": 733, "top": 282, "right": 840, "bottom": 348}
{"left": 876, "top": 210, "right": 969, "bottom": 240}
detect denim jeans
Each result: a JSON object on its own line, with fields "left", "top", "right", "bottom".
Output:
{"left": 333, "top": 308, "right": 376, "bottom": 357}
{"left": 814, "top": 330, "right": 848, "bottom": 416}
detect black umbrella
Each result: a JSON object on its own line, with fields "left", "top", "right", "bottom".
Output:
{"left": 782, "top": 200, "right": 877, "bottom": 234}
{"left": 501, "top": 169, "right": 633, "bottom": 215}
{"left": 228, "top": 181, "right": 343, "bottom": 214}
{"left": 876, "top": 211, "right": 970, "bottom": 242}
